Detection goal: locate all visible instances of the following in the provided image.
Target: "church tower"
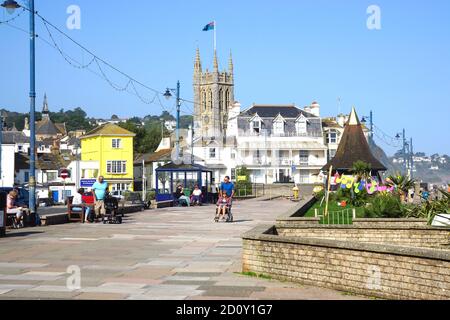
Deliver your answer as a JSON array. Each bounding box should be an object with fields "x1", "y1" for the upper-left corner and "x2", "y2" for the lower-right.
[
  {"x1": 193, "y1": 48, "x2": 235, "y2": 139},
  {"x1": 42, "y1": 93, "x2": 50, "y2": 120}
]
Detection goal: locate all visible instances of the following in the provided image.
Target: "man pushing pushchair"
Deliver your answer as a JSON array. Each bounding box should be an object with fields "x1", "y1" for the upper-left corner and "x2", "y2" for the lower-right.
[{"x1": 214, "y1": 176, "x2": 235, "y2": 223}]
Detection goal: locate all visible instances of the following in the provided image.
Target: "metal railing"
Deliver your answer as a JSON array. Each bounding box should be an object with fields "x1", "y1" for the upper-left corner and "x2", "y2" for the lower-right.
[
  {"x1": 315, "y1": 208, "x2": 357, "y2": 225},
  {"x1": 243, "y1": 130, "x2": 323, "y2": 138},
  {"x1": 235, "y1": 184, "x2": 266, "y2": 198}
]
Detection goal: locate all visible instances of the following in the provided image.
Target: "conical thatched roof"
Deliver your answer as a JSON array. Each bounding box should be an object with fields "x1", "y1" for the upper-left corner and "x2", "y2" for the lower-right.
[{"x1": 322, "y1": 107, "x2": 386, "y2": 172}]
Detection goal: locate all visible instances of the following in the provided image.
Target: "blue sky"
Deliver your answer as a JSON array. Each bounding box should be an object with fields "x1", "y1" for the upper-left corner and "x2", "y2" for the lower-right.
[{"x1": 0, "y1": 0, "x2": 449, "y2": 156}]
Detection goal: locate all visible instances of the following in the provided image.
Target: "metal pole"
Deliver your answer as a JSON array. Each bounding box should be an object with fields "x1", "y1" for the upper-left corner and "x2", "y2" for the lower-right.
[
  {"x1": 402, "y1": 129, "x2": 407, "y2": 176},
  {"x1": 175, "y1": 81, "x2": 181, "y2": 159},
  {"x1": 142, "y1": 159, "x2": 146, "y2": 202},
  {"x1": 369, "y1": 110, "x2": 374, "y2": 143},
  {"x1": 191, "y1": 117, "x2": 194, "y2": 164},
  {"x1": 410, "y1": 138, "x2": 414, "y2": 179},
  {"x1": 0, "y1": 115, "x2": 3, "y2": 184},
  {"x1": 29, "y1": 0, "x2": 37, "y2": 218}
]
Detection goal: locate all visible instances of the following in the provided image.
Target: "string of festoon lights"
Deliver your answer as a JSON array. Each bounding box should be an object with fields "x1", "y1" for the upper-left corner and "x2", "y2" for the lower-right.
[{"x1": 1, "y1": 3, "x2": 196, "y2": 115}]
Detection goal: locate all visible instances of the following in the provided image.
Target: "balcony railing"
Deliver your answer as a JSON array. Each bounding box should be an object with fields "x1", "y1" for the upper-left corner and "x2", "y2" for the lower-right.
[
  {"x1": 242, "y1": 130, "x2": 323, "y2": 138},
  {"x1": 237, "y1": 157, "x2": 325, "y2": 167}
]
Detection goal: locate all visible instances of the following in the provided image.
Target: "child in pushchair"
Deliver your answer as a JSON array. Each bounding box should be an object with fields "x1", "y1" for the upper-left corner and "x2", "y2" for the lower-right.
[
  {"x1": 102, "y1": 193, "x2": 122, "y2": 224},
  {"x1": 214, "y1": 191, "x2": 232, "y2": 223}
]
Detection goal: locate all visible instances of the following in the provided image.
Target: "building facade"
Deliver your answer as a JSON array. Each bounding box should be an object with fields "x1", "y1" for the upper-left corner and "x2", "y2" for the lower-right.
[
  {"x1": 80, "y1": 123, "x2": 135, "y2": 193},
  {"x1": 188, "y1": 49, "x2": 327, "y2": 184}
]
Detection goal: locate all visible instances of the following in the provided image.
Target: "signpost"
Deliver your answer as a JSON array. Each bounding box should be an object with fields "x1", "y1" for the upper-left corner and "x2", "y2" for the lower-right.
[
  {"x1": 59, "y1": 168, "x2": 71, "y2": 203},
  {"x1": 80, "y1": 179, "x2": 96, "y2": 188}
]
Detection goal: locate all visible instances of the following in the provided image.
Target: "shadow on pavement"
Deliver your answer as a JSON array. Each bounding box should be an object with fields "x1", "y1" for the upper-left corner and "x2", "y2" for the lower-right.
[{"x1": 5, "y1": 231, "x2": 45, "y2": 238}]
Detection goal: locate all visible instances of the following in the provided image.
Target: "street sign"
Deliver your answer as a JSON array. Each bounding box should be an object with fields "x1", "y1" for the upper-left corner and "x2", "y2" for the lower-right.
[
  {"x1": 59, "y1": 168, "x2": 71, "y2": 180},
  {"x1": 80, "y1": 179, "x2": 96, "y2": 188}
]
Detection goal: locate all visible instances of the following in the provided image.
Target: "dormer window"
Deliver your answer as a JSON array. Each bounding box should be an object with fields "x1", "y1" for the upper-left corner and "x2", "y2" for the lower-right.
[
  {"x1": 252, "y1": 120, "x2": 261, "y2": 133},
  {"x1": 296, "y1": 114, "x2": 308, "y2": 135},
  {"x1": 273, "y1": 114, "x2": 286, "y2": 136},
  {"x1": 250, "y1": 114, "x2": 263, "y2": 134}
]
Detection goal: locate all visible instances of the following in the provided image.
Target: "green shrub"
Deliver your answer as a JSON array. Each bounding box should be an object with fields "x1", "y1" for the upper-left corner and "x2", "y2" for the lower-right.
[
  {"x1": 364, "y1": 193, "x2": 404, "y2": 218},
  {"x1": 146, "y1": 191, "x2": 156, "y2": 202},
  {"x1": 332, "y1": 186, "x2": 368, "y2": 207},
  {"x1": 314, "y1": 189, "x2": 325, "y2": 201}
]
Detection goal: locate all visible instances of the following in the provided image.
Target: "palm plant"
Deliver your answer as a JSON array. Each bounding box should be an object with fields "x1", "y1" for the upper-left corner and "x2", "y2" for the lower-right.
[
  {"x1": 385, "y1": 173, "x2": 416, "y2": 201},
  {"x1": 351, "y1": 161, "x2": 372, "y2": 180},
  {"x1": 403, "y1": 189, "x2": 450, "y2": 224}
]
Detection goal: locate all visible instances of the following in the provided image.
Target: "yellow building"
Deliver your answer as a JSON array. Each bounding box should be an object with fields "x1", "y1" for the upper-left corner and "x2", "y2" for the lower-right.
[{"x1": 81, "y1": 123, "x2": 136, "y2": 193}]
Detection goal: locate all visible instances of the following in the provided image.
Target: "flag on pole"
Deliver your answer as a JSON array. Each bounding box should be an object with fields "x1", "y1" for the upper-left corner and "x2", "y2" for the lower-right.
[{"x1": 202, "y1": 21, "x2": 215, "y2": 31}]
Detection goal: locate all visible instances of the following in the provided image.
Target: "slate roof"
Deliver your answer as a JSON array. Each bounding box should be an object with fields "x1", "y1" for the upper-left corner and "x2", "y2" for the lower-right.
[
  {"x1": 134, "y1": 148, "x2": 173, "y2": 165},
  {"x1": 82, "y1": 123, "x2": 136, "y2": 139},
  {"x1": 36, "y1": 118, "x2": 60, "y2": 136},
  {"x1": 322, "y1": 108, "x2": 386, "y2": 172},
  {"x1": 241, "y1": 104, "x2": 316, "y2": 119},
  {"x1": 55, "y1": 123, "x2": 67, "y2": 136},
  {"x1": 15, "y1": 153, "x2": 75, "y2": 171},
  {"x1": 155, "y1": 162, "x2": 211, "y2": 172},
  {"x1": 2, "y1": 131, "x2": 29, "y2": 144}
]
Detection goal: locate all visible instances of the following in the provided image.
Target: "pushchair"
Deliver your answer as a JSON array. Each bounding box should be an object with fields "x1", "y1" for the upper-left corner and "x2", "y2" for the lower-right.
[
  {"x1": 102, "y1": 194, "x2": 122, "y2": 224},
  {"x1": 214, "y1": 204, "x2": 233, "y2": 223}
]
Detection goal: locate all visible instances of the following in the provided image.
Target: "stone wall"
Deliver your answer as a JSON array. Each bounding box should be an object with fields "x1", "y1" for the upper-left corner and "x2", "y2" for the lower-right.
[
  {"x1": 275, "y1": 225, "x2": 450, "y2": 249},
  {"x1": 243, "y1": 225, "x2": 450, "y2": 300}
]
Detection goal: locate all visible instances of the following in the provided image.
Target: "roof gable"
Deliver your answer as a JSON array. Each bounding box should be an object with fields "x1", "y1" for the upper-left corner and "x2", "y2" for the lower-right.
[
  {"x1": 81, "y1": 123, "x2": 135, "y2": 139},
  {"x1": 273, "y1": 114, "x2": 286, "y2": 123}
]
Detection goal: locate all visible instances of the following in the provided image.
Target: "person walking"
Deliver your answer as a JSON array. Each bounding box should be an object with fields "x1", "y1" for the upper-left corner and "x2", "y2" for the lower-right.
[
  {"x1": 92, "y1": 176, "x2": 108, "y2": 221},
  {"x1": 210, "y1": 180, "x2": 219, "y2": 204}
]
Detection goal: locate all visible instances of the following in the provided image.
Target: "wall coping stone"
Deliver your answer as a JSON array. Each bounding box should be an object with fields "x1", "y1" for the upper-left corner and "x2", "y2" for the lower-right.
[
  {"x1": 243, "y1": 225, "x2": 450, "y2": 262},
  {"x1": 274, "y1": 223, "x2": 450, "y2": 231},
  {"x1": 353, "y1": 218, "x2": 428, "y2": 223}
]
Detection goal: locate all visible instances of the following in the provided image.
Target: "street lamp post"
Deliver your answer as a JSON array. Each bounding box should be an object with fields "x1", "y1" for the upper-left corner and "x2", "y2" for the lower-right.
[
  {"x1": 361, "y1": 110, "x2": 374, "y2": 144},
  {"x1": 164, "y1": 81, "x2": 181, "y2": 160},
  {"x1": 2, "y1": 0, "x2": 37, "y2": 220},
  {"x1": 0, "y1": 111, "x2": 5, "y2": 186}
]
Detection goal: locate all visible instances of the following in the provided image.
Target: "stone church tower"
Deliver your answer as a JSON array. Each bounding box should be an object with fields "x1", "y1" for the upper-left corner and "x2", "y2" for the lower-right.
[{"x1": 193, "y1": 48, "x2": 234, "y2": 139}]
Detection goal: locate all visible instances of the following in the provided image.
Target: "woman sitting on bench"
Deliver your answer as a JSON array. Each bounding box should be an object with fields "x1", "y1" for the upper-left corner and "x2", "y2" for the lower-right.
[
  {"x1": 191, "y1": 185, "x2": 202, "y2": 206},
  {"x1": 71, "y1": 188, "x2": 91, "y2": 223},
  {"x1": 7, "y1": 190, "x2": 29, "y2": 229},
  {"x1": 175, "y1": 185, "x2": 190, "y2": 207}
]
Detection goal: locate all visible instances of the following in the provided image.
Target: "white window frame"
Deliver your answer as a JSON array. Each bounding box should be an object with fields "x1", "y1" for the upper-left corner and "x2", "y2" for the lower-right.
[
  {"x1": 273, "y1": 120, "x2": 285, "y2": 136},
  {"x1": 327, "y1": 130, "x2": 337, "y2": 144},
  {"x1": 106, "y1": 160, "x2": 127, "y2": 174},
  {"x1": 209, "y1": 148, "x2": 216, "y2": 159},
  {"x1": 252, "y1": 120, "x2": 261, "y2": 134},
  {"x1": 112, "y1": 139, "x2": 122, "y2": 149},
  {"x1": 296, "y1": 118, "x2": 307, "y2": 135},
  {"x1": 299, "y1": 150, "x2": 309, "y2": 164}
]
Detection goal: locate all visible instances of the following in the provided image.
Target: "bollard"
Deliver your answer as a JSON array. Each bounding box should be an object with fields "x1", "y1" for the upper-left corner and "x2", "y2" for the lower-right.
[{"x1": 292, "y1": 186, "x2": 299, "y2": 201}]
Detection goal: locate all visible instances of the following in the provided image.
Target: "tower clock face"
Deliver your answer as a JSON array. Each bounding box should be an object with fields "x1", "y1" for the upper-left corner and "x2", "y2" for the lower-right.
[{"x1": 203, "y1": 116, "x2": 210, "y2": 125}]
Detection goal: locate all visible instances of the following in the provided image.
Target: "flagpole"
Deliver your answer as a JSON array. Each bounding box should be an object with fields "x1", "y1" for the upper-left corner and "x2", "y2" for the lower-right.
[{"x1": 214, "y1": 20, "x2": 217, "y2": 52}]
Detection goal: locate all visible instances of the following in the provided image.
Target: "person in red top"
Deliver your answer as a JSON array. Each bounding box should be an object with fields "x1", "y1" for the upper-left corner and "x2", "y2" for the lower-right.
[{"x1": 215, "y1": 191, "x2": 232, "y2": 222}]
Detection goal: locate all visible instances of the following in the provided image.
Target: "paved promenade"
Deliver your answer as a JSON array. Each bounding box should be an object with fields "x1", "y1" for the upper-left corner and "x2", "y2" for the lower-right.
[{"x1": 0, "y1": 197, "x2": 365, "y2": 300}]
